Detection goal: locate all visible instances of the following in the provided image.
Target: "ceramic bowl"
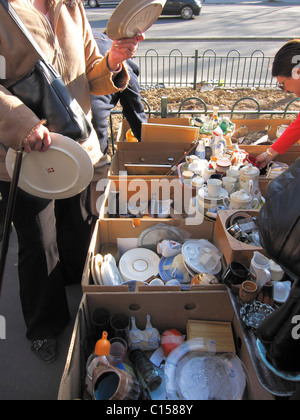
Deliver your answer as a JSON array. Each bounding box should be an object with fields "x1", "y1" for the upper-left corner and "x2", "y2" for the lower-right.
[
  {"x1": 273, "y1": 281, "x2": 291, "y2": 303},
  {"x1": 240, "y1": 301, "x2": 274, "y2": 331}
]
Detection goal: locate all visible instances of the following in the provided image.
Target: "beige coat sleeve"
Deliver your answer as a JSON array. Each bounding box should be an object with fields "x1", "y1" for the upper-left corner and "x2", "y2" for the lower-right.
[{"x1": 0, "y1": 85, "x2": 42, "y2": 150}]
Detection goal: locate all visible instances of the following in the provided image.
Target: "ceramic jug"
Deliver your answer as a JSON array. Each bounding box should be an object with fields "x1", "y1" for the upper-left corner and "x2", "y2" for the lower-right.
[
  {"x1": 250, "y1": 251, "x2": 271, "y2": 290},
  {"x1": 223, "y1": 189, "x2": 259, "y2": 210},
  {"x1": 239, "y1": 165, "x2": 262, "y2": 201}
]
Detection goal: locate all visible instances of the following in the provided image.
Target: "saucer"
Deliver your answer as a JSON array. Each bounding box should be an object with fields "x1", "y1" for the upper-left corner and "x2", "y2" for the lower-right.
[
  {"x1": 119, "y1": 248, "x2": 160, "y2": 282},
  {"x1": 198, "y1": 186, "x2": 229, "y2": 202}
]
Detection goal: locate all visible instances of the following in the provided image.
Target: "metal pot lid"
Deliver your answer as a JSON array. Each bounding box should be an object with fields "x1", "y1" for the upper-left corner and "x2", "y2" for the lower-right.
[{"x1": 106, "y1": 0, "x2": 166, "y2": 40}]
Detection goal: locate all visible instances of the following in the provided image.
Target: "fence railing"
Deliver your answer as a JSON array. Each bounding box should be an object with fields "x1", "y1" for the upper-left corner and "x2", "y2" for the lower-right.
[{"x1": 134, "y1": 48, "x2": 276, "y2": 89}]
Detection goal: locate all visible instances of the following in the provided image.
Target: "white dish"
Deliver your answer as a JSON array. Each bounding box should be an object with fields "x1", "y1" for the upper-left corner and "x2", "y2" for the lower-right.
[
  {"x1": 91, "y1": 254, "x2": 104, "y2": 285},
  {"x1": 107, "y1": 0, "x2": 166, "y2": 40},
  {"x1": 101, "y1": 254, "x2": 124, "y2": 286},
  {"x1": 273, "y1": 281, "x2": 291, "y2": 303},
  {"x1": 182, "y1": 240, "x2": 222, "y2": 275},
  {"x1": 119, "y1": 248, "x2": 160, "y2": 282},
  {"x1": 5, "y1": 133, "x2": 93, "y2": 200}
]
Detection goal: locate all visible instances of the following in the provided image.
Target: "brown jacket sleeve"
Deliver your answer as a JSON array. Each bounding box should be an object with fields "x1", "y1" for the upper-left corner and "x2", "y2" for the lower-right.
[{"x1": 0, "y1": 85, "x2": 42, "y2": 150}]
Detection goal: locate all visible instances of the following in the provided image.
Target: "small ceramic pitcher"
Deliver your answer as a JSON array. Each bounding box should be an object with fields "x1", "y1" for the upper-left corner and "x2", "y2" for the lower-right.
[{"x1": 250, "y1": 251, "x2": 271, "y2": 290}]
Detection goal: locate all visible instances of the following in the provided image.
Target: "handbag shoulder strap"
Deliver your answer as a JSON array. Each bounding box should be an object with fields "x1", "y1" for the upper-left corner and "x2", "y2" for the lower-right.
[{"x1": 0, "y1": 0, "x2": 48, "y2": 63}]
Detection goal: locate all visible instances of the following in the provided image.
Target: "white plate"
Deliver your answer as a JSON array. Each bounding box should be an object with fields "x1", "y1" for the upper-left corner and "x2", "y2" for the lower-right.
[
  {"x1": 5, "y1": 133, "x2": 93, "y2": 200},
  {"x1": 91, "y1": 254, "x2": 104, "y2": 285},
  {"x1": 101, "y1": 255, "x2": 124, "y2": 286},
  {"x1": 106, "y1": 0, "x2": 166, "y2": 40},
  {"x1": 119, "y1": 248, "x2": 160, "y2": 282},
  {"x1": 182, "y1": 240, "x2": 222, "y2": 275}
]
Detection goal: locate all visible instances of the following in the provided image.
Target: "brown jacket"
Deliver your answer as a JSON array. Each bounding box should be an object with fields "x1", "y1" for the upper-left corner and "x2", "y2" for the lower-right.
[{"x1": 0, "y1": 0, "x2": 128, "y2": 181}]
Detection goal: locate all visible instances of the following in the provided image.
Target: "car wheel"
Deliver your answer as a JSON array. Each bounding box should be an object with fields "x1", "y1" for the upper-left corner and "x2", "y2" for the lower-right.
[
  {"x1": 181, "y1": 6, "x2": 194, "y2": 20},
  {"x1": 88, "y1": 0, "x2": 99, "y2": 8}
]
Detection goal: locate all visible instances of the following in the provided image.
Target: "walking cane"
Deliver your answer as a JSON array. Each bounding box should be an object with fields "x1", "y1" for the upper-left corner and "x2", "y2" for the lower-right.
[{"x1": 0, "y1": 150, "x2": 23, "y2": 299}]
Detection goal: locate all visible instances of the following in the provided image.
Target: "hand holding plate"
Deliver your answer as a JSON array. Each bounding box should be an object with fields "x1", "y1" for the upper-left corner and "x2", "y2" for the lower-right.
[
  {"x1": 23, "y1": 124, "x2": 51, "y2": 153},
  {"x1": 107, "y1": 33, "x2": 145, "y2": 71}
]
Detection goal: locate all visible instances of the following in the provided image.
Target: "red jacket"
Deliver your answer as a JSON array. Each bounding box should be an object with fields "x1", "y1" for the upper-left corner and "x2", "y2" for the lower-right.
[{"x1": 272, "y1": 112, "x2": 300, "y2": 154}]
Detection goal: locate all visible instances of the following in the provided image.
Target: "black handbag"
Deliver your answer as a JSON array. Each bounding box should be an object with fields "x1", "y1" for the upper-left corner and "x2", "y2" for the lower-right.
[{"x1": 0, "y1": 0, "x2": 92, "y2": 142}]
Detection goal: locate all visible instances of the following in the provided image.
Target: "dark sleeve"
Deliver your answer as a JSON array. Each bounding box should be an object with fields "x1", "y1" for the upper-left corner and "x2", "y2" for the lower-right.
[{"x1": 119, "y1": 59, "x2": 148, "y2": 141}]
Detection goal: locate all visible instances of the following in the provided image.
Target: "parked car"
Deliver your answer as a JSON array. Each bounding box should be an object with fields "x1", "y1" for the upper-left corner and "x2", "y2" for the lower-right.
[
  {"x1": 87, "y1": 0, "x2": 201, "y2": 20},
  {"x1": 162, "y1": 0, "x2": 202, "y2": 20},
  {"x1": 87, "y1": 0, "x2": 120, "y2": 8}
]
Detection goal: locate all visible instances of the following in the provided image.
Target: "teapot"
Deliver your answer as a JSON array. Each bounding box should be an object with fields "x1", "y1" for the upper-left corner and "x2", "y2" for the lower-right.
[
  {"x1": 239, "y1": 165, "x2": 261, "y2": 201},
  {"x1": 223, "y1": 189, "x2": 259, "y2": 210}
]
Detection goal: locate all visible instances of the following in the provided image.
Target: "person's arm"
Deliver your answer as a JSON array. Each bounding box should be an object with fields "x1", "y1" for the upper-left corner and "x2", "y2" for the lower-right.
[
  {"x1": 119, "y1": 60, "x2": 147, "y2": 141},
  {"x1": 0, "y1": 85, "x2": 50, "y2": 152},
  {"x1": 255, "y1": 113, "x2": 300, "y2": 169}
]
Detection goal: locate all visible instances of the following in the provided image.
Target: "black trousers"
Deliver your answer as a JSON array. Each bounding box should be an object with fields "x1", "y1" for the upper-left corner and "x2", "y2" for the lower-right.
[{"x1": 0, "y1": 181, "x2": 94, "y2": 341}]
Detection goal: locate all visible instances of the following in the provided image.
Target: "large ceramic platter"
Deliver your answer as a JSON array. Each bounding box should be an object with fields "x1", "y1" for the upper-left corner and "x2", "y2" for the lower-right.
[
  {"x1": 5, "y1": 133, "x2": 93, "y2": 200},
  {"x1": 106, "y1": 0, "x2": 166, "y2": 40},
  {"x1": 119, "y1": 248, "x2": 160, "y2": 282}
]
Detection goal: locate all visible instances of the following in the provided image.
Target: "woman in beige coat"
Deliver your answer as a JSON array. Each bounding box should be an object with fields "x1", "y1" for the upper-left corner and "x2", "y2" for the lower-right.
[{"x1": 0, "y1": 0, "x2": 143, "y2": 363}]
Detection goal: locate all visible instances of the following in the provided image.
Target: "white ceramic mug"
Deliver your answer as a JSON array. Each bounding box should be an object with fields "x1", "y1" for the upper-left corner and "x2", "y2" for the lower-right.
[
  {"x1": 222, "y1": 176, "x2": 236, "y2": 194},
  {"x1": 207, "y1": 178, "x2": 222, "y2": 198}
]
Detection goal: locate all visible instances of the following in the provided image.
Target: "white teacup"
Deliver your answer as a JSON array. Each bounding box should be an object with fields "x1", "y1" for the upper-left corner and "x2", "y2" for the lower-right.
[
  {"x1": 207, "y1": 178, "x2": 222, "y2": 198},
  {"x1": 226, "y1": 168, "x2": 240, "y2": 181},
  {"x1": 222, "y1": 176, "x2": 236, "y2": 194}
]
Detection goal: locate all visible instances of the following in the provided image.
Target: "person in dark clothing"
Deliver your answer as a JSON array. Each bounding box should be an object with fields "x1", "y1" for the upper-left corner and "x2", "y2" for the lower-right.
[{"x1": 91, "y1": 31, "x2": 147, "y2": 155}]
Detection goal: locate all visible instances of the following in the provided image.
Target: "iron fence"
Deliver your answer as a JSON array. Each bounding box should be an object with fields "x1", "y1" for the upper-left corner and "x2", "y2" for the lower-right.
[{"x1": 134, "y1": 48, "x2": 276, "y2": 89}]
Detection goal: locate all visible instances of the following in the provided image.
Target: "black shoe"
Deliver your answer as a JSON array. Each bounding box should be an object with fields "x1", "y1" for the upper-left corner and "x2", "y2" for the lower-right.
[{"x1": 31, "y1": 338, "x2": 57, "y2": 364}]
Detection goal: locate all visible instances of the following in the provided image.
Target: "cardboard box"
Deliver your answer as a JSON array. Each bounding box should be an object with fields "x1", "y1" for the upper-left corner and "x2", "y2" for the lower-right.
[
  {"x1": 58, "y1": 291, "x2": 274, "y2": 400},
  {"x1": 108, "y1": 141, "x2": 194, "y2": 188},
  {"x1": 82, "y1": 212, "x2": 217, "y2": 293},
  {"x1": 117, "y1": 118, "x2": 193, "y2": 143},
  {"x1": 214, "y1": 210, "x2": 268, "y2": 267},
  {"x1": 230, "y1": 119, "x2": 300, "y2": 165},
  {"x1": 141, "y1": 123, "x2": 199, "y2": 143}
]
